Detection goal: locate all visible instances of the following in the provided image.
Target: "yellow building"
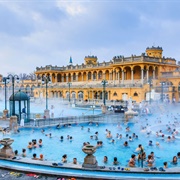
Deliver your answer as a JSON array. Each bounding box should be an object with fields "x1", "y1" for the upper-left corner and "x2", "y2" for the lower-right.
[
  {"x1": 0, "y1": 46, "x2": 179, "y2": 104},
  {"x1": 34, "y1": 46, "x2": 179, "y2": 103}
]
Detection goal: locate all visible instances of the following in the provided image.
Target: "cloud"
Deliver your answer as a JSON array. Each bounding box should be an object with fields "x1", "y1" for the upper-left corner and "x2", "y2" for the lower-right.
[{"x1": 0, "y1": 0, "x2": 180, "y2": 76}]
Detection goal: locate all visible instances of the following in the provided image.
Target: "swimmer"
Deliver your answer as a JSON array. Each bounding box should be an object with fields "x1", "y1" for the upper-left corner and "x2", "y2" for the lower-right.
[
  {"x1": 60, "y1": 136, "x2": 63, "y2": 141},
  {"x1": 128, "y1": 136, "x2": 133, "y2": 142},
  {"x1": 172, "y1": 156, "x2": 178, "y2": 165},
  {"x1": 73, "y1": 157, "x2": 77, "y2": 164},
  {"x1": 123, "y1": 141, "x2": 129, "y2": 147},
  {"x1": 32, "y1": 153, "x2": 39, "y2": 160},
  {"x1": 27, "y1": 142, "x2": 33, "y2": 149},
  {"x1": 128, "y1": 154, "x2": 136, "y2": 167},
  {"x1": 148, "y1": 140, "x2": 153, "y2": 146},
  {"x1": 135, "y1": 144, "x2": 143, "y2": 152},
  {"x1": 22, "y1": 149, "x2": 26, "y2": 157},
  {"x1": 88, "y1": 128, "x2": 90, "y2": 132},
  {"x1": 39, "y1": 139, "x2": 43, "y2": 146},
  {"x1": 110, "y1": 139, "x2": 115, "y2": 144},
  {"x1": 106, "y1": 131, "x2": 112, "y2": 139},
  {"x1": 62, "y1": 154, "x2": 67, "y2": 163},
  {"x1": 164, "y1": 162, "x2": 168, "y2": 168},
  {"x1": 167, "y1": 136, "x2": 171, "y2": 142},
  {"x1": 156, "y1": 142, "x2": 160, "y2": 147},
  {"x1": 103, "y1": 156, "x2": 108, "y2": 163},
  {"x1": 113, "y1": 157, "x2": 119, "y2": 165},
  {"x1": 39, "y1": 154, "x2": 44, "y2": 161},
  {"x1": 146, "y1": 155, "x2": 154, "y2": 167},
  {"x1": 177, "y1": 152, "x2": 180, "y2": 159}
]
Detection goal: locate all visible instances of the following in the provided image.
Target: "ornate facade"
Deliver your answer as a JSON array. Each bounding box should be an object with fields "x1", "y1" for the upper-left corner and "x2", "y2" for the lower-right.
[
  {"x1": 34, "y1": 46, "x2": 179, "y2": 103},
  {"x1": 0, "y1": 46, "x2": 179, "y2": 103}
]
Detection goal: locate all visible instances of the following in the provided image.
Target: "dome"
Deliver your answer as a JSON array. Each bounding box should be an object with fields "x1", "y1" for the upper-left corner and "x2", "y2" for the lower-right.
[{"x1": 9, "y1": 91, "x2": 30, "y2": 101}]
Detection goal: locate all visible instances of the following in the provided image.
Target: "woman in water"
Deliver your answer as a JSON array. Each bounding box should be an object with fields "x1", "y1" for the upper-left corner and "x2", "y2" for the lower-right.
[{"x1": 171, "y1": 156, "x2": 178, "y2": 165}]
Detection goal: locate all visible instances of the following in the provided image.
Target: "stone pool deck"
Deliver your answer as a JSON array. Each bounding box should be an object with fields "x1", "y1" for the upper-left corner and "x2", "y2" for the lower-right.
[{"x1": 0, "y1": 157, "x2": 180, "y2": 180}]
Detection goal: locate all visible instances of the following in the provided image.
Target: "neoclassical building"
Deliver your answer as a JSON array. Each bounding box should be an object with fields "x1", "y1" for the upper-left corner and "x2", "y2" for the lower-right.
[{"x1": 34, "y1": 46, "x2": 179, "y2": 103}]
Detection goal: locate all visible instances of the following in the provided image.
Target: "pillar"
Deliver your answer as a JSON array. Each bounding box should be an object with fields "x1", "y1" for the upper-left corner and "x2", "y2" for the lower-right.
[
  {"x1": 110, "y1": 72, "x2": 112, "y2": 80},
  {"x1": 92, "y1": 73, "x2": 94, "y2": 81},
  {"x1": 76, "y1": 74, "x2": 78, "y2": 82},
  {"x1": 153, "y1": 70, "x2": 155, "y2": 79},
  {"x1": 71, "y1": 74, "x2": 73, "y2": 82},
  {"x1": 66, "y1": 75, "x2": 68, "y2": 82},
  {"x1": 103, "y1": 73, "x2": 105, "y2": 80},
  {"x1": 141, "y1": 69, "x2": 144, "y2": 84},
  {"x1": 147, "y1": 69, "x2": 149, "y2": 82},
  {"x1": 62, "y1": 76, "x2": 64, "y2": 82},
  {"x1": 131, "y1": 70, "x2": 134, "y2": 84},
  {"x1": 122, "y1": 71, "x2": 124, "y2": 84},
  {"x1": 113, "y1": 71, "x2": 116, "y2": 81}
]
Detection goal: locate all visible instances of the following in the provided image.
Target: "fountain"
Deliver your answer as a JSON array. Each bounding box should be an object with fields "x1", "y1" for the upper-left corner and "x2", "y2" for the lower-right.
[
  {"x1": 0, "y1": 138, "x2": 14, "y2": 158},
  {"x1": 124, "y1": 97, "x2": 138, "y2": 120},
  {"x1": 82, "y1": 145, "x2": 98, "y2": 168}
]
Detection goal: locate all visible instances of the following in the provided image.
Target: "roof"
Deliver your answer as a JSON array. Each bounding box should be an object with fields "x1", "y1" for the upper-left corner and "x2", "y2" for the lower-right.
[{"x1": 9, "y1": 91, "x2": 30, "y2": 101}]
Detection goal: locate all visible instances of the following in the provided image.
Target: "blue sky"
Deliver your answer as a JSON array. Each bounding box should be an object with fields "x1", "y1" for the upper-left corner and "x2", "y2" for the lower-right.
[{"x1": 0, "y1": 0, "x2": 180, "y2": 75}]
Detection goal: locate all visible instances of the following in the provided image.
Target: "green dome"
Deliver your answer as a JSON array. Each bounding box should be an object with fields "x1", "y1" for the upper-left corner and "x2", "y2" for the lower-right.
[{"x1": 9, "y1": 91, "x2": 30, "y2": 101}]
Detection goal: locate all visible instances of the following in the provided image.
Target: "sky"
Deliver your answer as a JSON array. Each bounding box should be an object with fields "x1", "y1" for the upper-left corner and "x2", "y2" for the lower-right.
[{"x1": 0, "y1": 0, "x2": 180, "y2": 76}]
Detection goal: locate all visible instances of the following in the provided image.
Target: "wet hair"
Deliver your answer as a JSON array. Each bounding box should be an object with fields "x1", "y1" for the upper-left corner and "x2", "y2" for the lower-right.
[
  {"x1": 14, "y1": 150, "x2": 18, "y2": 155},
  {"x1": 114, "y1": 157, "x2": 117, "y2": 161},
  {"x1": 131, "y1": 154, "x2": 136, "y2": 158},
  {"x1": 22, "y1": 149, "x2": 26, "y2": 153},
  {"x1": 164, "y1": 162, "x2": 167, "y2": 166},
  {"x1": 62, "y1": 154, "x2": 67, "y2": 158},
  {"x1": 33, "y1": 153, "x2": 37, "y2": 158},
  {"x1": 177, "y1": 152, "x2": 180, "y2": 157}
]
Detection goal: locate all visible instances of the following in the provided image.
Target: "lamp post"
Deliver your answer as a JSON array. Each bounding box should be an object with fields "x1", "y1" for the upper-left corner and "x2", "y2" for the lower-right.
[
  {"x1": 101, "y1": 80, "x2": 108, "y2": 106},
  {"x1": 7, "y1": 74, "x2": 20, "y2": 116},
  {"x1": 42, "y1": 75, "x2": 51, "y2": 110},
  {"x1": 2, "y1": 77, "x2": 9, "y2": 110},
  {"x1": 148, "y1": 79, "x2": 153, "y2": 104},
  {"x1": 67, "y1": 82, "x2": 72, "y2": 103},
  {"x1": 160, "y1": 82, "x2": 165, "y2": 103}
]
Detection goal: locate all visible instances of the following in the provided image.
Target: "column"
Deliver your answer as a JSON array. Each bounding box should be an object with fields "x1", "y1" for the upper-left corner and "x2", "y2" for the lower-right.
[
  {"x1": 82, "y1": 74, "x2": 84, "y2": 81},
  {"x1": 113, "y1": 71, "x2": 116, "y2": 81},
  {"x1": 76, "y1": 74, "x2": 78, "y2": 82},
  {"x1": 103, "y1": 73, "x2": 105, "y2": 80},
  {"x1": 55, "y1": 74, "x2": 58, "y2": 83},
  {"x1": 62, "y1": 76, "x2": 64, "y2": 82},
  {"x1": 153, "y1": 70, "x2": 155, "y2": 79},
  {"x1": 117, "y1": 72, "x2": 120, "y2": 82},
  {"x1": 66, "y1": 75, "x2": 68, "y2": 82},
  {"x1": 122, "y1": 71, "x2": 124, "y2": 84},
  {"x1": 91, "y1": 73, "x2": 94, "y2": 81},
  {"x1": 131, "y1": 70, "x2": 134, "y2": 84},
  {"x1": 147, "y1": 69, "x2": 149, "y2": 82},
  {"x1": 141, "y1": 69, "x2": 144, "y2": 84},
  {"x1": 86, "y1": 73, "x2": 88, "y2": 81},
  {"x1": 71, "y1": 74, "x2": 73, "y2": 82},
  {"x1": 110, "y1": 72, "x2": 112, "y2": 80}
]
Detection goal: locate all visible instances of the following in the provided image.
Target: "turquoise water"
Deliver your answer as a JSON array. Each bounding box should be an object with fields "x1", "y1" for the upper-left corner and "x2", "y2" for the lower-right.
[{"x1": 2, "y1": 112, "x2": 180, "y2": 168}]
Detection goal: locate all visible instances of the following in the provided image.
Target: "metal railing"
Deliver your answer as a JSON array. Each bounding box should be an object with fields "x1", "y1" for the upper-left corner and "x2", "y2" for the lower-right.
[{"x1": 25, "y1": 113, "x2": 125, "y2": 127}]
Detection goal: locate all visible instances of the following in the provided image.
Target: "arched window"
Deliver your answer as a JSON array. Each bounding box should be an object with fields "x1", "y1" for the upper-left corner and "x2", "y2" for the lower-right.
[{"x1": 134, "y1": 92, "x2": 138, "y2": 96}]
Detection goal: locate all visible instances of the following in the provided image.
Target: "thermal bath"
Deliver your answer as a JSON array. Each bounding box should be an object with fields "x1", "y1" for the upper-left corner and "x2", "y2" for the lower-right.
[{"x1": 1, "y1": 101, "x2": 180, "y2": 179}]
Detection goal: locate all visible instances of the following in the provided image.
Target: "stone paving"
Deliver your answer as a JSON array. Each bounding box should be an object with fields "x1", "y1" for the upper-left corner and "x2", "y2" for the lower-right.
[{"x1": 0, "y1": 169, "x2": 79, "y2": 180}]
